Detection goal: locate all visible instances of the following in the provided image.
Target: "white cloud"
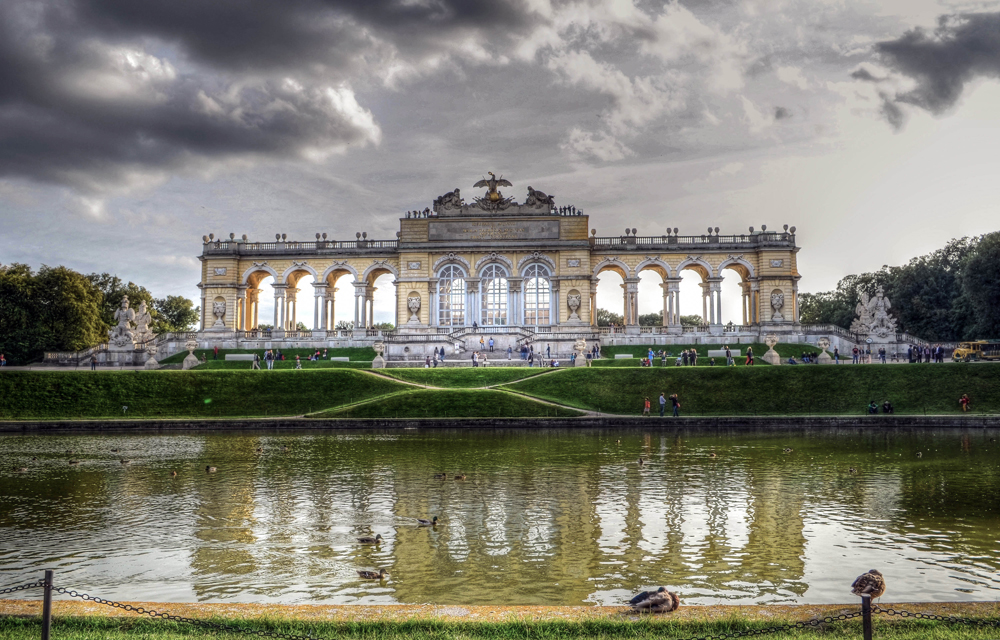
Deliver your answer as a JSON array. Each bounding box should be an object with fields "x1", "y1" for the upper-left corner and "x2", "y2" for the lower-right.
[
  {"x1": 740, "y1": 95, "x2": 772, "y2": 134},
  {"x1": 561, "y1": 128, "x2": 633, "y2": 162},
  {"x1": 776, "y1": 65, "x2": 810, "y2": 90}
]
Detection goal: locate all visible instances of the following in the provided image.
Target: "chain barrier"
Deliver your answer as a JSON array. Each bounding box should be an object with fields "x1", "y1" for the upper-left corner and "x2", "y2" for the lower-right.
[
  {"x1": 667, "y1": 611, "x2": 864, "y2": 640},
  {"x1": 0, "y1": 581, "x2": 45, "y2": 596},
  {"x1": 53, "y1": 587, "x2": 330, "y2": 640},
  {"x1": 875, "y1": 606, "x2": 1000, "y2": 629}
]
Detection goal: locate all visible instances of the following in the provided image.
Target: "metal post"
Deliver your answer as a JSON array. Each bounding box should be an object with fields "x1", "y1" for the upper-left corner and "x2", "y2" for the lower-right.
[
  {"x1": 861, "y1": 594, "x2": 872, "y2": 640},
  {"x1": 41, "y1": 569, "x2": 53, "y2": 640}
]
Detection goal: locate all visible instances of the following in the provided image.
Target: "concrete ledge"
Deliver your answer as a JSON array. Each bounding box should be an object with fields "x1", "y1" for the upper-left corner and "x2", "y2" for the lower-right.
[
  {"x1": 224, "y1": 354, "x2": 255, "y2": 361},
  {"x1": 2, "y1": 415, "x2": 999, "y2": 432}
]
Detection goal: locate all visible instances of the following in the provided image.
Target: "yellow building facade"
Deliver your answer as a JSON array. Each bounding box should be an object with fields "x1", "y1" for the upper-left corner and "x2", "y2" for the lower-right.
[{"x1": 196, "y1": 175, "x2": 805, "y2": 359}]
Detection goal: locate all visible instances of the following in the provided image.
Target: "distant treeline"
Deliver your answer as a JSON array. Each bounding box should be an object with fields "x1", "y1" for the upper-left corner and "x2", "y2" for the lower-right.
[
  {"x1": 800, "y1": 232, "x2": 1000, "y2": 341},
  {"x1": 0, "y1": 264, "x2": 199, "y2": 365}
]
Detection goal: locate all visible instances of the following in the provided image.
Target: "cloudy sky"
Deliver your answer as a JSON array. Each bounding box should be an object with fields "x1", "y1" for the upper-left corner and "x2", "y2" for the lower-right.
[{"x1": 2, "y1": 0, "x2": 999, "y2": 326}]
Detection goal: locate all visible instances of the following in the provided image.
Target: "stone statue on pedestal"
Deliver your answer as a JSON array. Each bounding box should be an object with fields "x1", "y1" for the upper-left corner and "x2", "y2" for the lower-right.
[
  {"x1": 762, "y1": 333, "x2": 781, "y2": 365},
  {"x1": 372, "y1": 341, "x2": 386, "y2": 369},
  {"x1": 108, "y1": 296, "x2": 137, "y2": 350},
  {"x1": 134, "y1": 300, "x2": 153, "y2": 343}
]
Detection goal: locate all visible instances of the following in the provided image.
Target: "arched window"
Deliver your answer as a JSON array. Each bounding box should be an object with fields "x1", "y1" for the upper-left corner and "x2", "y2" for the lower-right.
[
  {"x1": 438, "y1": 264, "x2": 466, "y2": 326},
  {"x1": 523, "y1": 264, "x2": 551, "y2": 326},
  {"x1": 480, "y1": 264, "x2": 509, "y2": 326}
]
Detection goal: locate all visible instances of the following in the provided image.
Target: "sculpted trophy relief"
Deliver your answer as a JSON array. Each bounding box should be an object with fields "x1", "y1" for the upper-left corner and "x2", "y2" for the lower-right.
[{"x1": 108, "y1": 295, "x2": 137, "y2": 350}]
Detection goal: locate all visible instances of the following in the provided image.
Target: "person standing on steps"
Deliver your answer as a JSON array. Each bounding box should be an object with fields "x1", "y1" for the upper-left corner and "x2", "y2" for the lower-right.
[
  {"x1": 670, "y1": 393, "x2": 680, "y2": 417},
  {"x1": 488, "y1": 337, "x2": 494, "y2": 352},
  {"x1": 659, "y1": 392, "x2": 667, "y2": 417},
  {"x1": 546, "y1": 344, "x2": 551, "y2": 358}
]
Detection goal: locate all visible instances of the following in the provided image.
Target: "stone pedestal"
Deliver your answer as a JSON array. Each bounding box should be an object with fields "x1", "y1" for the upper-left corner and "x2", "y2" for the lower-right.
[
  {"x1": 372, "y1": 356, "x2": 386, "y2": 369},
  {"x1": 181, "y1": 339, "x2": 199, "y2": 370},
  {"x1": 762, "y1": 349, "x2": 781, "y2": 365},
  {"x1": 817, "y1": 351, "x2": 832, "y2": 364},
  {"x1": 144, "y1": 355, "x2": 160, "y2": 370},
  {"x1": 816, "y1": 337, "x2": 833, "y2": 364}
]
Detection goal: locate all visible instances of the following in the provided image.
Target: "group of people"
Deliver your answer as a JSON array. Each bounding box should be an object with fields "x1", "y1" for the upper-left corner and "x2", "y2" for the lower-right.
[
  {"x1": 843, "y1": 344, "x2": 949, "y2": 364},
  {"x1": 867, "y1": 400, "x2": 895, "y2": 414},
  {"x1": 908, "y1": 344, "x2": 947, "y2": 363},
  {"x1": 641, "y1": 392, "x2": 681, "y2": 417},
  {"x1": 633, "y1": 346, "x2": 752, "y2": 367},
  {"x1": 251, "y1": 349, "x2": 284, "y2": 369}
]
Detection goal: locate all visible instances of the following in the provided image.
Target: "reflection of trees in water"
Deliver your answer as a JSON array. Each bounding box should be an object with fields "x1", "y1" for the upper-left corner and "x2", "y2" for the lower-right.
[{"x1": 3, "y1": 428, "x2": 1000, "y2": 604}]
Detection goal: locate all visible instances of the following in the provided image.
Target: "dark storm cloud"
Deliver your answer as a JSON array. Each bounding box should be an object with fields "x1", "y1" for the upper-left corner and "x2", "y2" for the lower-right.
[
  {"x1": 879, "y1": 93, "x2": 905, "y2": 130},
  {"x1": 876, "y1": 12, "x2": 1000, "y2": 114},
  {"x1": 849, "y1": 67, "x2": 881, "y2": 82},
  {"x1": 0, "y1": 0, "x2": 532, "y2": 191},
  {"x1": 773, "y1": 106, "x2": 791, "y2": 120}
]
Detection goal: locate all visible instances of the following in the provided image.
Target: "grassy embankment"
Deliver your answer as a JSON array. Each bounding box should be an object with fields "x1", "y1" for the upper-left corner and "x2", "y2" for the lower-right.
[
  {"x1": 312, "y1": 388, "x2": 583, "y2": 418},
  {"x1": 1, "y1": 612, "x2": 997, "y2": 640},
  {"x1": 0, "y1": 370, "x2": 403, "y2": 420},
  {"x1": 503, "y1": 364, "x2": 1000, "y2": 416},
  {"x1": 594, "y1": 343, "x2": 819, "y2": 367},
  {"x1": 3, "y1": 364, "x2": 997, "y2": 420},
  {"x1": 158, "y1": 347, "x2": 376, "y2": 366},
  {"x1": 379, "y1": 368, "x2": 549, "y2": 388}
]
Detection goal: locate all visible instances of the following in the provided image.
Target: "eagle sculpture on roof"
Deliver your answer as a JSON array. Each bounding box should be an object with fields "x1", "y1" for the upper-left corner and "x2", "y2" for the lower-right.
[{"x1": 474, "y1": 172, "x2": 513, "y2": 203}]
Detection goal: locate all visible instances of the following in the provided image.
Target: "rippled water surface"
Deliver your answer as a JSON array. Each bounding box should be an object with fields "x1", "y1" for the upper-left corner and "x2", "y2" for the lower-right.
[{"x1": 2, "y1": 428, "x2": 999, "y2": 605}]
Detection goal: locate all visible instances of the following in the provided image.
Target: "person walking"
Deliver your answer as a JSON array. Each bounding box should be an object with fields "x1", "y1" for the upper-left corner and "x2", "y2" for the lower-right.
[
  {"x1": 725, "y1": 345, "x2": 733, "y2": 367},
  {"x1": 546, "y1": 344, "x2": 551, "y2": 358},
  {"x1": 834, "y1": 346, "x2": 839, "y2": 364},
  {"x1": 642, "y1": 397, "x2": 651, "y2": 416},
  {"x1": 691, "y1": 350, "x2": 698, "y2": 366},
  {"x1": 528, "y1": 351, "x2": 534, "y2": 367},
  {"x1": 295, "y1": 355, "x2": 302, "y2": 369},
  {"x1": 265, "y1": 350, "x2": 274, "y2": 370},
  {"x1": 682, "y1": 350, "x2": 689, "y2": 366},
  {"x1": 661, "y1": 350, "x2": 667, "y2": 367},
  {"x1": 213, "y1": 345, "x2": 219, "y2": 360},
  {"x1": 745, "y1": 346, "x2": 754, "y2": 366},
  {"x1": 659, "y1": 392, "x2": 667, "y2": 417},
  {"x1": 90, "y1": 355, "x2": 97, "y2": 371},
  {"x1": 960, "y1": 394, "x2": 970, "y2": 412},
  {"x1": 480, "y1": 336, "x2": 485, "y2": 351},
  {"x1": 507, "y1": 346, "x2": 512, "y2": 360},
  {"x1": 252, "y1": 353, "x2": 261, "y2": 370},
  {"x1": 425, "y1": 355, "x2": 431, "y2": 368},
  {"x1": 879, "y1": 347, "x2": 886, "y2": 364},
  {"x1": 852, "y1": 346, "x2": 859, "y2": 364},
  {"x1": 488, "y1": 337, "x2": 494, "y2": 352},
  {"x1": 670, "y1": 393, "x2": 680, "y2": 417},
  {"x1": 432, "y1": 351, "x2": 438, "y2": 367},
  {"x1": 472, "y1": 351, "x2": 478, "y2": 367},
  {"x1": 0, "y1": 353, "x2": 5, "y2": 367}
]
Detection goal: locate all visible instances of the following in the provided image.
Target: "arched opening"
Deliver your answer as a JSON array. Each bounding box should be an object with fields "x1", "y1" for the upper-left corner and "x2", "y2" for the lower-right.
[
  {"x1": 283, "y1": 269, "x2": 317, "y2": 331},
  {"x1": 522, "y1": 263, "x2": 551, "y2": 326},
  {"x1": 636, "y1": 264, "x2": 669, "y2": 327},
  {"x1": 437, "y1": 264, "x2": 467, "y2": 327},
  {"x1": 677, "y1": 266, "x2": 710, "y2": 327},
  {"x1": 480, "y1": 263, "x2": 509, "y2": 326},
  {"x1": 595, "y1": 264, "x2": 629, "y2": 329},
  {"x1": 244, "y1": 271, "x2": 276, "y2": 332},
  {"x1": 321, "y1": 270, "x2": 356, "y2": 332},
  {"x1": 370, "y1": 272, "x2": 397, "y2": 329},
  {"x1": 720, "y1": 263, "x2": 752, "y2": 326}
]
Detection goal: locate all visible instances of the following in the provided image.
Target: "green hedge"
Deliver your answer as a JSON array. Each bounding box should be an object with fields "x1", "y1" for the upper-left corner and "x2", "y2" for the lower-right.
[
  {"x1": 158, "y1": 347, "x2": 375, "y2": 364},
  {"x1": 313, "y1": 389, "x2": 583, "y2": 419}
]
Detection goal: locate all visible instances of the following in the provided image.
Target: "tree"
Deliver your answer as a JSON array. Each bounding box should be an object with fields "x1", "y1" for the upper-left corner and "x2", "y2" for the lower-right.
[
  {"x1": 295, "y1": 321, "x2": 309, "y2": 331},
  {"x1": 87, "y1": 272, "x2": 157, "y2": 333},
  {"x1": 0, "y1": 264, "x2": 105, "y2": 364},
  {"x1": 680, "y1": 314, "x2": 703, "y2": 326},
  {"x1": 335, "y1": 320, "x2": 354, "y2": 330},
  {"x1": 152, "y1": 295, "x2": 199, "y2": 333},
  {"x1": 596, "y1": 308, "x2": 623, "y2": 326},
  {"x1": 372, "y1": 321, "x2": 395, "y2": 331},
  {"x1": 638, "y1": 311, "x2": 663, "y2": 326},
  {"x1": 959, "y1": 232, "x2": 1000, "y2": 338}
]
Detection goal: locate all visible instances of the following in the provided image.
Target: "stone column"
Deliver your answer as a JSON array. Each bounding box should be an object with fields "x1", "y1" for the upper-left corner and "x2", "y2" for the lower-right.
[
  {"x1": 750, "y1": 282, "x2": 760, "y2": 324},
  {"x1": 353, "y1": 281, "x2": 366, "y2": 331},
  {"x1": 287, "y1": 288, "x2": 300, "y2": 330},
  {"x1": 508, "y1": 278, "x2": 522, "y2": 327},
  {"x1": 590, "y1": 280, "x2": 600, "y2": 327},
  {"x1": 660, "y1": 282, "x2": 670, "y2": 327},
  {"x1": 700, "y1": 283, "x2": 710, "y2": 325},
  {"x1": 711, "y1": 280, "x2": 723, "y2": 326},
  {"x1": 365, "y1": 285, "x2": 376, "y2": 329},
  {"x1": 200, "y1": 292, "x2": 207, "y2": 330},
  {"x1": 312, "y1": 283, "x2": 327, "y2": 330},
  {"x1": 623, "y1": 278, "x2": 640, "y2": 328},
  {"x1": 273, "y1": 285, "x2": 286, "y2": 330},
  {"x1": 551, "y1": 280, "x2": 561, "y2": 325},
  {"x1": 428, "y1": 280, "x2": 439, "y2": 327},
  {"x1": 236, "y1": 288, "x2": 246, "y2": 331},
  {"x1": 466, "y1": 278, "x2": 481, "y2": 327}
]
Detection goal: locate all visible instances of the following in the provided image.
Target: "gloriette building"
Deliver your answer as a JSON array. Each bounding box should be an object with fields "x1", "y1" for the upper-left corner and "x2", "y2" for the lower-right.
[{"x1": 193, "y1": 174, "x2": 810, "y2": 360}]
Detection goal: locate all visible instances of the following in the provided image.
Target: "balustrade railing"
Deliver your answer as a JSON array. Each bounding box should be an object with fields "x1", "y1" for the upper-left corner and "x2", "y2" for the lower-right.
[
  {"x1": 203, "y1": 239, "x2": 398, "y2": 255},
  {"x1": 591, "y1": 232, "x2": 795, "y2": 248}
]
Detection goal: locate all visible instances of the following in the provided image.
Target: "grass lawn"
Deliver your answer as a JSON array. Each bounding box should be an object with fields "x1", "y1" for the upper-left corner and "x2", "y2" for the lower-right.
[
  {"x1": 192, "y1": 360, "x2": 369, "y2": 370},
  {"x1": 311, "y1": 389, "x2": 584, "y2": 419},
  {"x1": 158, "y1": 347, "x2": 376, "y2": 365},
  {"x1": 0, "y1": 370, "x2": 405, "y2": 420},
  {"x1": 503, "y1": 364, "x2": 1000, "y2": 416},
  {"x1": 596, "y1": 342, "x2": 823, "y2": 366},
  {"x1": 379, "y1": 368, "x2": 550, "y2": 388},
  {"x1": 0, "y1": 613, "x2": 996, "y2": 640}
]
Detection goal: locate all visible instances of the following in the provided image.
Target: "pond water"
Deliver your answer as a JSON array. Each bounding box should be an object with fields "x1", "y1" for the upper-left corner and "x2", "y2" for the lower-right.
[{"x1": 1, "y1": 428, "x2": 999, "y2": 606}]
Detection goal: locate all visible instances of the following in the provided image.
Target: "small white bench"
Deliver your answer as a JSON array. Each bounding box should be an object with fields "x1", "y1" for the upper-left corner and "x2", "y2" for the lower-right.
[
  {"x1": 225, "y1": 354, "x2": 255, "y2": 361},
  {"x1": 329, "y1": 357, "x2": 349, "y2": 362},
  {"x1": 707, "y1": 349, "x2": 740, "y2": 358},
  {"x1": 614, "y1": 354, "x2": 634, "y2": 359}
]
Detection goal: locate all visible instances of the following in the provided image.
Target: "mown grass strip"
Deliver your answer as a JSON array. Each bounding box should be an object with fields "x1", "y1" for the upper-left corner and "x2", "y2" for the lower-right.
[
  {"x1": 378, "y1": 368, "x2": 550, "y2": 388},
  {"x1": 159, "y1": 347, "x2": 376, "y2": 365},
  {"x1": 503, "y1": 364, "x2": 1000, "y2": 416},
  {"x1": 311, "y1": 388, "x2": 584, "y2": 419},
  {"x1": 0, "y1": 369, "x2": 406, "y2": 420},
  {"x1": 1, "y1": 612, "x2": 996, "y2": 640}
]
